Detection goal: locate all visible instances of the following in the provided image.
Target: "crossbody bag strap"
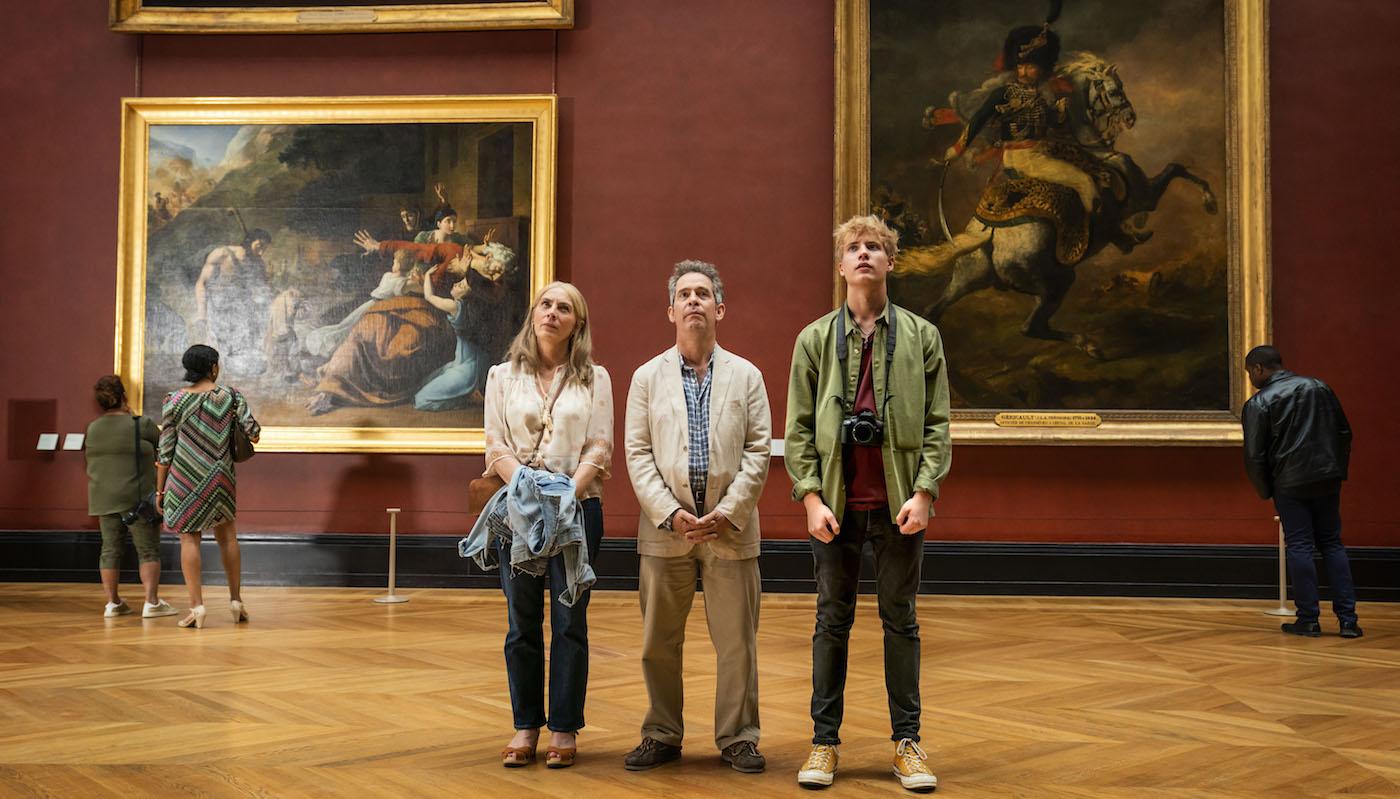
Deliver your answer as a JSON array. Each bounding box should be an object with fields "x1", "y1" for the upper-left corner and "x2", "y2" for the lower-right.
[{"x1": 132, "y1": 416, "x2": 144, "y2": 505}]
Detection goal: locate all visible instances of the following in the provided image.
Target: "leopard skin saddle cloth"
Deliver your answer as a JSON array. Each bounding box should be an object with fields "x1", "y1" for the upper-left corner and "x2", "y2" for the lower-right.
[
  {"x1": 973, "y1": 141, "x2": 1115, "y2": 266},
  {"x1": 975, "y1": 177, "x2": 1089, "y2": 266}
]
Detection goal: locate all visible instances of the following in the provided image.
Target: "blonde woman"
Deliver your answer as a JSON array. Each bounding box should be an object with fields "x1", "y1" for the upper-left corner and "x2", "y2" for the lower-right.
[{"x1": 483, "y1": 282, "x2": 612, "y2": 769}]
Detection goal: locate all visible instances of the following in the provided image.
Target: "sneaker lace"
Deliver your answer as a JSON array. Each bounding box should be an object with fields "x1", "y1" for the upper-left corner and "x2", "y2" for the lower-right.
[
  {"x1": 806, "y1": 745, "x2": 836, "y2": 770},
  {"x1": 638, "y1": 738, "x2": 659, "y2": 753},
  {"x1": 729, "y1": 740, "x2": 757, "y2": 756},
  {"x1": 896, "y1": 739, "x2": 930, "y2": 773}
]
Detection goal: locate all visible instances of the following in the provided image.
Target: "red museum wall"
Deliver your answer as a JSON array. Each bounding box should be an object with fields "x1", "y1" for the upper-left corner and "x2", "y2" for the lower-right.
[{"x1": 1, "y1": 1, "x2": 1396, "y2": 547}]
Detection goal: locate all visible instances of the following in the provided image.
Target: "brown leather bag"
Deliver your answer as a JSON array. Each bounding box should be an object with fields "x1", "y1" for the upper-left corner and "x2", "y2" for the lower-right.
[
  {"x1": 467, "y1": 372, "x2": 564, "y2": 515},
  {"x1": 466, "y1": 474, "x2": 505, "y2": 514},
  {"x1": 231, "y1": 419, "x2": 255, "y2": 463},
  {"x1": 228, "y1": 388, "x2": 255, "y2": 463}
]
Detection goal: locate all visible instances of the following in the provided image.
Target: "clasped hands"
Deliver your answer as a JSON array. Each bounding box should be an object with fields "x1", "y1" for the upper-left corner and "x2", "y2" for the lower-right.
[
  {"x1": 804, "y1": 491, "x2": 931, "y2": 543},
  {"x1": 671, "y1": 509, "x2": 732, "y2": 543}
]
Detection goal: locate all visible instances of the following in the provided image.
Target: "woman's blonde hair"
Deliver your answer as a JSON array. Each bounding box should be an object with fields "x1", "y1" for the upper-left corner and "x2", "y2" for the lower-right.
[{"x1": 505, "y1": 281, "x2": 596, "y2": 387}]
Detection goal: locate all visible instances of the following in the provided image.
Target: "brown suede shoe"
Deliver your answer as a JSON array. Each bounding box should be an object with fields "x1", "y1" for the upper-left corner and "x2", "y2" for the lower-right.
[
  {"x1": 624, "y1": 737, "x2": 681, "y2": 770},
  {"x1": 721, "y1": 740, "x2": 766, "y2": 773}
]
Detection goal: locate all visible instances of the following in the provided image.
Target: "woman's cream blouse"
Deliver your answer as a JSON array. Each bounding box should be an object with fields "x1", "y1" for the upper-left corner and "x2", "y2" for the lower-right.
[{"x1": 482, "y1": 361, "x2": 613, "y2": 499}]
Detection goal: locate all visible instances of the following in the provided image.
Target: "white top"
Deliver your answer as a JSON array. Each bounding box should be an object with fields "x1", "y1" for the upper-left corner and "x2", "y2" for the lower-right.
[
  {"x1": 370, "y1": 271, "x2": 412, "y2": 300},
  {"x1": 483, "y1": 361, "x2": 614, "y2": 499}
]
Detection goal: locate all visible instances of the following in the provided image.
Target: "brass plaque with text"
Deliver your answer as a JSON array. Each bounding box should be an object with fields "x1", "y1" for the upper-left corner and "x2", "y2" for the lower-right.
[{"x1": 993, "y1": 412, "x2": 1103, "y2": 428}]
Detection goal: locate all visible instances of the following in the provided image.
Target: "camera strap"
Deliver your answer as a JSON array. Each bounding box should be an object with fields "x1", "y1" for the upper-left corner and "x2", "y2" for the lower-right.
[
  {"x1": 835, "y1": 303, "x2": 896, "y2": 416},
  {"x1": 131, "y1": 416, "x2": 144, "y2": 507}
]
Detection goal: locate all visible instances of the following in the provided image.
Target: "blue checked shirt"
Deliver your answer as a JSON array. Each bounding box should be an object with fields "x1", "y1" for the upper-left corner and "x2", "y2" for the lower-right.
[{"x1": 680, "y1": 352, "x2": 714, "y2": 515}]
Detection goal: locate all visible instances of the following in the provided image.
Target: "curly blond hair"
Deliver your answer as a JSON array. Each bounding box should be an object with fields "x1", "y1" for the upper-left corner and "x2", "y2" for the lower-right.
[{"x1": 832, "y1": 214, "x2": 899, "y2": 262}]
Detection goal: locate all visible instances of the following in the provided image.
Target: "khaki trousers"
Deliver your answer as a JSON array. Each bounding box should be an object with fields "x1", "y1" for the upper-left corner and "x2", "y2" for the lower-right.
[{"x1": 639, "y1": 548, "x2": 761, "y2": 750}]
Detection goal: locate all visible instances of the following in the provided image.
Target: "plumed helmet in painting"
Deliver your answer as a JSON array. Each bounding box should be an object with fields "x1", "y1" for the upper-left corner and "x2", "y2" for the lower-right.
[{"x1": 998, "y1": 0, "x2": 1062, "y2": 73}]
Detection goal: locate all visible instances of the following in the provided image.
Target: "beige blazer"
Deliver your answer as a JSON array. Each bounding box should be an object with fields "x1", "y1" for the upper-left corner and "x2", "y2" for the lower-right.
[{"x1": 625, "y1": 344, "x2": 771, "y2": 560}]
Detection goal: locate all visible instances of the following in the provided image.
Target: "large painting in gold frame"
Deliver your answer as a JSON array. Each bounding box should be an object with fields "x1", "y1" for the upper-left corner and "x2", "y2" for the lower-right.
[
  {"x1": 835, "y1": 0, "x2": 1269, "y2": 445},
  {"x1": 116, "y1": 95, "x2": 557, "y2": 453},
  {"x1": 110, "y1": 0, "x2": 572, "y2": 34}
]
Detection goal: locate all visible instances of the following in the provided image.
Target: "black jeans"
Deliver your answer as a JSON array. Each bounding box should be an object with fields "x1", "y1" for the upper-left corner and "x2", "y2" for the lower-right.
[
  {"x1": 1274, "y1": 492, "x2": 1358, "y2": 624},
  {"x1": 809, "y1": 505, "x2": 923, "y2": 745},
  {"x1": 499, "y1": 497, "x2": 604, "y2": 733}
]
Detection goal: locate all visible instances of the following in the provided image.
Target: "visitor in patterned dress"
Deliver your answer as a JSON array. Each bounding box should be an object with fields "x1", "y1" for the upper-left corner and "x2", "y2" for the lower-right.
[{"x1": 155, "y1": 344, "x2": 261, "y2": 629}]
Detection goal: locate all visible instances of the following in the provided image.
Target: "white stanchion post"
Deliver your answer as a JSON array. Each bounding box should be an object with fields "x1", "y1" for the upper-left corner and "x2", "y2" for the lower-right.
[
  {"x1": 1264, "y1": 514, "x2": 1292, "y2": 616},
  {"x1": 373, "y1": 507, "x2": 409, "y2": 604}
]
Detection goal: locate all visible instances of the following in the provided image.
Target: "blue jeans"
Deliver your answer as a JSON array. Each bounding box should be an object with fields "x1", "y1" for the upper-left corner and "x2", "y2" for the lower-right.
[
  {"x1": 809, "y1": 506, "x2": 923, "y2": 745},
  {"x1": 1274, "y1": 492, "x2": 1358, "y2": 624},
  {"x1": 499, "y1": 497, "x2": 603, "y2": 732}
]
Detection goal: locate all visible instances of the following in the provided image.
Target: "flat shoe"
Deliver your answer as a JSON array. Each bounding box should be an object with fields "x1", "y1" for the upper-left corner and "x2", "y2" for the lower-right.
[
  {"x1": 143, "y1": 599, "x2": 179, "y2": 618},
  {"x1": 104, "y1": 600, "x2": 133, "y2": 618},
  {"x1": 546, "y1": 747, "x2": 577, "y2": 768},
  {"x1": 501, "y1": 746, "x2": 536, "y2": 768}
]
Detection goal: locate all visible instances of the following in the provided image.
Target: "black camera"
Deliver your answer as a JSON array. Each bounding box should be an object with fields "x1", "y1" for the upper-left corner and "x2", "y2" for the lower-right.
[
  {"x1": 841, "y1": 409, "x2": 884, "y2": 447},
  {"x1": 121, "y1": 494, "x2": 162, "y2": 526}
]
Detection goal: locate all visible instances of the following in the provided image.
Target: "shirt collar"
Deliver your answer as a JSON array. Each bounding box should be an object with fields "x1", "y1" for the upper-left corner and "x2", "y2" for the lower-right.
[
  {"x1": 679, "y1": 347, "x2": 716, "y2": 373},
  {"x1": 843, "y1": 302, "x2": 891, "y2": 336}
]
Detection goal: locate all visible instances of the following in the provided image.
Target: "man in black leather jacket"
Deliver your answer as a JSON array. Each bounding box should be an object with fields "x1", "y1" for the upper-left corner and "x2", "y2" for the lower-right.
[{"x1": 1242, "y1": 345, "x2": 1360, "y2": 639}]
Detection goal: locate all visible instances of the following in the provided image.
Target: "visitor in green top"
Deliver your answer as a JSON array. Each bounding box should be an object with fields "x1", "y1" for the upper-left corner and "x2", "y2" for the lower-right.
[{"x1": 84, "y1": 375, "x2": 177, "y2": 620}]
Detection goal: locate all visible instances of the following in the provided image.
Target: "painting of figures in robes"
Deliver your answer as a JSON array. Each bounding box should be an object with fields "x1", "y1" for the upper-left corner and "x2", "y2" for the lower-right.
[
  {"x1": 116, "y1": 96, "x2": 557, "y2": 453},
  {"x1": 836, "y1": 0, "x2": 1268, "y2": 444}
]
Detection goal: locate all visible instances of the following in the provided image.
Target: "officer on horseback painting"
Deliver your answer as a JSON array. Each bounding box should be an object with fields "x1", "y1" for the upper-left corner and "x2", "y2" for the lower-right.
[
  {"x1": 907, "y1": 0, "x2": 1222, "y2": 364},
  {"x1": 945, "y1": 4, "x2": 1102, "y2": 220}
]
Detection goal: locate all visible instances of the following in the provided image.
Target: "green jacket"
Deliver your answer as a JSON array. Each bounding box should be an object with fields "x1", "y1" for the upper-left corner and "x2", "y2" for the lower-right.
[{"x1": 784, "y1": 302, "x2": 951, "y2": 522}]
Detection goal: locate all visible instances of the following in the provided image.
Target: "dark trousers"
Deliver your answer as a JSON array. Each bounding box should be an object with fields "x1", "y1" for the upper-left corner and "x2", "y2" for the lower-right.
[
  {"x1": 498, "y1": 497, "x2": 604, "y2": 733},
  {"x1": 1274, "y1": 492, "x2": 1358, "y2": 624},
  {"x1": 809, "y1": 505, "x2": 923, "y2": 745}
]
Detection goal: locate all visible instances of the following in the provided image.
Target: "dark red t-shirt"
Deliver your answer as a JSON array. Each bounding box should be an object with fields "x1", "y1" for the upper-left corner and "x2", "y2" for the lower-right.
[{"x1": 842, "y1": 334, "x2": 888, "y2": 511}]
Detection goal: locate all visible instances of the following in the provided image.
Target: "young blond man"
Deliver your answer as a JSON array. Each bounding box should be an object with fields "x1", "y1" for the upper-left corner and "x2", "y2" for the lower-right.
[{"x1": 785, "y1": 215, "x2": 951, "y2": 792}]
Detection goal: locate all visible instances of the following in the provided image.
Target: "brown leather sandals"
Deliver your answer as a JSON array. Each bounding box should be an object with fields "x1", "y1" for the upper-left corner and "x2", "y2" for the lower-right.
[
  {"x1": 545, "y1": 746, "x2": 577, "y2": 768},
  {"x1": 501, "y1": 745, "x2": 536, "y2": 767}
]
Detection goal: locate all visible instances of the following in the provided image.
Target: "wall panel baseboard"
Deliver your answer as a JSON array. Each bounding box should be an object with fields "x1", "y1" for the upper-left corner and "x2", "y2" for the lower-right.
[{"x1": 3, "y1": 531, "x2": 1395, "y2": 600}]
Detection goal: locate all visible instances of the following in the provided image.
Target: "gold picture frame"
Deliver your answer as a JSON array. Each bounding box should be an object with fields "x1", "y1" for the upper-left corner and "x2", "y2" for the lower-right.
[
  {"x1": 116, "y1": 95, "x2": 557, "y2": 453},
  {"x1": 835, "y1": 0, "x2": 1270, "y2": 446},
  {"x1": 111, "y1": 0, "x2": 572, "y2": 34}
]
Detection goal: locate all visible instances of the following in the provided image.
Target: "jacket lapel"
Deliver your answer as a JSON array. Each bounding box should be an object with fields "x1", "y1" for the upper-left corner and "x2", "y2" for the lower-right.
[
  {"x1": 709, "y1": 344, "x2": 734, "y2": 441},
  {"x1": 662, "y1": 346, "x2": 688, "y2": 444},
  {"x1": 659, "y1": 347, "x2": 696, "y2": 509}
]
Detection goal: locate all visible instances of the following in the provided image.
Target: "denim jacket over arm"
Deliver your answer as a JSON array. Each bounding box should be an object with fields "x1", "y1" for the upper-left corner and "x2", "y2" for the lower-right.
[
  {"x1": 459, "y1": 466, "x2": 596, "y2": 605},
  {"x1": 784, "y1": 302, "x2": 952, "y2": 522}
]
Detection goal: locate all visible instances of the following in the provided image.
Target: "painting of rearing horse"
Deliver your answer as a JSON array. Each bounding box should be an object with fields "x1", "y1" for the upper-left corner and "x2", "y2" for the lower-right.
[{"x1": 868, "y1": 0, "x2": 1234, "y2": 412}]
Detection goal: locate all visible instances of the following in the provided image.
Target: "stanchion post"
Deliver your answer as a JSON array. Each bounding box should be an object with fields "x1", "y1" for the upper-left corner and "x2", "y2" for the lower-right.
[
  {"x1": 373, "y1": 507, "x2": 409, "y2": 605},
  {"x1": 1264, "y1": 514, "x2": 1292, "y2": 617}
]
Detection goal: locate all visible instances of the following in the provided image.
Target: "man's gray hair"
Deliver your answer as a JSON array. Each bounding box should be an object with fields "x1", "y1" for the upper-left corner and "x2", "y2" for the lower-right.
[{"x1": 667, "y1": 260, "x2": 724, "y2": 304}]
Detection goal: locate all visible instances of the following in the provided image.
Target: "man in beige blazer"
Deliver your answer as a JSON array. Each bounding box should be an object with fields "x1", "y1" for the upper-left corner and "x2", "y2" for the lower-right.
[{"x1": 623, "y1": 260, "x2": 772, "y2": 774}]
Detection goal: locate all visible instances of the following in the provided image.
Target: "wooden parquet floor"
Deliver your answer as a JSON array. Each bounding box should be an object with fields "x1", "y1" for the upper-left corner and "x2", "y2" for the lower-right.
[{"x1": 1, "y1": 584, "x2": 1398, "y2": 798}]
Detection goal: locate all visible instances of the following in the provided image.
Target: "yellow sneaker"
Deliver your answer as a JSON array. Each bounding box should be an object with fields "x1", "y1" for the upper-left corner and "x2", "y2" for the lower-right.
[
  {"x1": 893, "y1": 738, "x2": 937, "y2": 792},
  {"x1": 797, "y1": 744, "x2": 838, "y2": 788}
]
